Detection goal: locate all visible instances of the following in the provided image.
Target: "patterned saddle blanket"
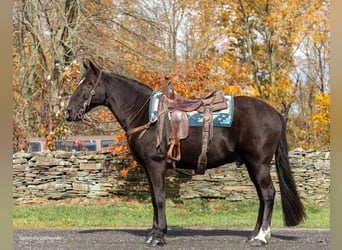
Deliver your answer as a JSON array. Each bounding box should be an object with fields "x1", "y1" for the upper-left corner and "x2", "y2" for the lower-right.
[{"x1": 149, "y1": 91, "x2": 234, "y2": 127}]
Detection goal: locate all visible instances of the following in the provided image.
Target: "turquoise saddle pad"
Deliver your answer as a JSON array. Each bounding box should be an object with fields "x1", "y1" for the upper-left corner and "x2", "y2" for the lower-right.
[{"x1": 149, "y1": 91, "x2": 234, "y2": 127}]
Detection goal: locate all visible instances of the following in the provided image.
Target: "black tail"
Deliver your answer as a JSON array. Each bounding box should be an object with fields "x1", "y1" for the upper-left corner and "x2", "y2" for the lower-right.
[{"x1": 275, "y1": 114, "x2": 305, "y2": 226}]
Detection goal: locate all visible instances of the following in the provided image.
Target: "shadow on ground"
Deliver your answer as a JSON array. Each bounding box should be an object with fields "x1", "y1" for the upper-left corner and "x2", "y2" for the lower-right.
[{"x1": 78, "y1": 227, "x2": 299, "y2": 241}]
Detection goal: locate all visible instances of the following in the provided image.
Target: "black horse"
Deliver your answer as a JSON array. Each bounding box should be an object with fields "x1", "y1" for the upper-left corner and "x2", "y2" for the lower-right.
[{"x1": 65, "y1": 60, "x2": 305, "y2": 247}]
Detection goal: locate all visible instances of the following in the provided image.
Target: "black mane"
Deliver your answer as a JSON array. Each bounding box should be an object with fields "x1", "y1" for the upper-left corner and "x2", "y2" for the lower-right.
[{"x1": 111, "y1": 73, "x2": 153, "y2": 93}]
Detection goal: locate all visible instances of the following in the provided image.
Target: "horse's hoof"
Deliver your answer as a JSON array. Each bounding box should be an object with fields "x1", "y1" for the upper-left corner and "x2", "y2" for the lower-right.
[
  {"x1": 246, "y1": 236, "x2": 255, "y2": 243},
  {"x1": 151, "y1": 238, "x2": 166, "y2": 247},
  {"x1": 144, "y1": 235, "x2": 166, "y2": 246},
  {"x1": 144, "y1": 235, "x2": 153, "y2": 244},
  {"x1": 248, "y1": 239, "x2": 267, "y2": 247},
  {"x1": 247, "y1": 227, "x2": 271, "y2": 246}
]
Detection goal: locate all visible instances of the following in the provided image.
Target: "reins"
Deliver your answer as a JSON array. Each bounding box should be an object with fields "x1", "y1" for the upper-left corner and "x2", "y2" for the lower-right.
[
  {"x1": 125, "y1": 94, "x2": 156, "y2": 138},
  {"x1": 126, "y1": 94, "x2": 152, "y2": 128},
  {"x1": 125, "y1": 80, "x2": 174, "y2": 138}
]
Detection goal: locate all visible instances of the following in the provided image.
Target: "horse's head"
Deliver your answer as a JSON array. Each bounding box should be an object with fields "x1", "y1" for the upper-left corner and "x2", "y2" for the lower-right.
[{"x1": 65, "y1": 60, "x2": 105, "y2": 121}]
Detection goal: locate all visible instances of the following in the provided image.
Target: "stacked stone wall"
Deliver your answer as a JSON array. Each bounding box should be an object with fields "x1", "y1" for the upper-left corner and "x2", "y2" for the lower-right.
[{"x1": 13, "y1": 148, "x2": 330, "y2": 204}]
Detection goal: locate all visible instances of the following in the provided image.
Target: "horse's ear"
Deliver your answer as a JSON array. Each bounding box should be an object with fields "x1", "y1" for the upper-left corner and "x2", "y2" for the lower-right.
[
  {"x1": 83, "y1": 59, "x2": 100, "y2": 75},
  {"x1": 83, "y1": 59, "x2": 91, "y2": 70}
]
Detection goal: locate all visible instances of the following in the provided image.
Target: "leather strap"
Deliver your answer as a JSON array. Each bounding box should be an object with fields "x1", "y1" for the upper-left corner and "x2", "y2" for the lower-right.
[
  {"x1": 196, "y1": 106, "x2": 213, "y2": 174},
  {"x1": 126, "y1": 119, "x2": 157, "y2": 138}
]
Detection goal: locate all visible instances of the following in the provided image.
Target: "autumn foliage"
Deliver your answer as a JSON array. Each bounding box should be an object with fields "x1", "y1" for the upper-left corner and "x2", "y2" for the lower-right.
[{"x1": 13, "y1": 0, "x2": 330, "y2": 158}]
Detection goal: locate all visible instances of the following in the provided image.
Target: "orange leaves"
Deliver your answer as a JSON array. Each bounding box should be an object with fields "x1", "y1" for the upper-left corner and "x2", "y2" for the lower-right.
[
  {"x1": 120, "y1": 161, "x2": 138, "y2": 177},
  {"x1": 97, "y1": 112, "x2": 114, "y2": 122},
  {"x1": 112, "y1": 131, "x2": 129, "y2": 156},
  {"x1": 109, "y1": 130, "x2": 139, "y2": 177},
  {"x1": 59, "y1": 71, "x2": 70, "y2": 82},
  {"x1": 60, "y1": 60, "x2": 81, "y2": 83},
  {"x1": 46, "y1": 133, "x2": 56, "y2": 151},
  {"x1": 13, "y1": 123, "x2": 27, "y2": 152},
  {"x1": 13, "y1": 0, "x2": 330, "y2": 153},
  {"x1": 134, "y1": 59, "x2": 216, "y2": 99}
]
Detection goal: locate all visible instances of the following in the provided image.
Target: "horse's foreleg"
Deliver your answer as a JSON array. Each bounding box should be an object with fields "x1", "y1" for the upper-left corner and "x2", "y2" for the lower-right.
[
  {"x1": 143, "y1": 161, "x2": 167, "y2": 246},
  {"x1": 246, "y1": 163, "x2": 275, "y2": 246}
]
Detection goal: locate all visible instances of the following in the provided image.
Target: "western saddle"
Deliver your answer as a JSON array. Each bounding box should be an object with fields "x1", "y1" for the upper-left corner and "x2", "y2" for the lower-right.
[{"x1": 158, "y1": 84, "x2": 227, "y2": 174}]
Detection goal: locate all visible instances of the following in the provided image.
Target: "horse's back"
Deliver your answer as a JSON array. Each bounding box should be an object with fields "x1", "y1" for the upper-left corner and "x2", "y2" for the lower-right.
[
  {"x1": 232, "y1": 95, "x2": 282, "y2": 128},
  {"x1": 177, "y1": 96, "x2": 283, "y2": 169}
]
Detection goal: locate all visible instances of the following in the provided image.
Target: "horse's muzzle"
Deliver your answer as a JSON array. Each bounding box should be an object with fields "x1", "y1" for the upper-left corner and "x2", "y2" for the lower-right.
[
  {"x1": 64, "y1": 109, "x2": 72, "y2": 121},
  {"x1": 64, "y1": 107, "x2": 85, "y2": 121},
  {"x1": 65, "y1": 108, "x2": 79, "y2": 121}
]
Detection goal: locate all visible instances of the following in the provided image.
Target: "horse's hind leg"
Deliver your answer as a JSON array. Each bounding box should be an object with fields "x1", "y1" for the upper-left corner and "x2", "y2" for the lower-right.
[{"x1": 245, "y1": 162, "x2": 275, "y2": 246}]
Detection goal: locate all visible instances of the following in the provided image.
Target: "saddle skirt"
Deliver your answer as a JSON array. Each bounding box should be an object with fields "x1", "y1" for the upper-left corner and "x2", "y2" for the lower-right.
[{"x1": 149, "y1": 91, "x2": 234, "y2": 127}]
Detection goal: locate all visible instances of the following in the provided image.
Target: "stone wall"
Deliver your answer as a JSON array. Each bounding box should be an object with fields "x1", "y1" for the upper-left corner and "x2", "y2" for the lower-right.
[
  {"x1": 13, "y1": 148, "x2": 330, "y2": 204},
  {"x1": 179, "y1": 148, "x2": 330, "y2": 204}
]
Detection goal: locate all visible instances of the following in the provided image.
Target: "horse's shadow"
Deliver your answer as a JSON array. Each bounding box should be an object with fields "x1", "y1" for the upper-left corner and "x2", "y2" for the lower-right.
[{"x1": 78, "y1": 227, "x2": 299, "y2": 241}]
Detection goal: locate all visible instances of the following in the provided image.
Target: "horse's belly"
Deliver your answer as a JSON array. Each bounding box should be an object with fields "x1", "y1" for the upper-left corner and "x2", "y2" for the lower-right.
[{"x1": 177, "y1": 127, "x2": 237, "y2": 169}]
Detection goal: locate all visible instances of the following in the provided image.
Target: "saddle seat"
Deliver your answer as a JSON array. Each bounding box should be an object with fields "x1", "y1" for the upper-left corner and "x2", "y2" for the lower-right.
[
  {"x1": 163, "y1": 84, "x2": 227, "y2": 113},
  {"x1": 168, "y1": 94, "x2": 202, "y2": 112}
]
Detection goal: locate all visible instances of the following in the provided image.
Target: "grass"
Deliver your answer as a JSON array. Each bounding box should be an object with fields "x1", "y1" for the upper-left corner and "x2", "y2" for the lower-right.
[{"x1": 13, "y1": 198, "x2": 330, "y2": 228}]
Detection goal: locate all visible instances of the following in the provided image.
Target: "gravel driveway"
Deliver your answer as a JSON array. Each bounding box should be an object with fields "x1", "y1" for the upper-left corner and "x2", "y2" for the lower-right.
[{"x1": 14, "y1": 227, "x2": 329, "y2": 250}]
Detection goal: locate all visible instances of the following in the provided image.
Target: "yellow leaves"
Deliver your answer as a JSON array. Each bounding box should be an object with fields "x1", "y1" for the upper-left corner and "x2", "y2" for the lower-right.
[
  {"x1": 311, "y1": 92, "x2": 330, "y2": 126},
  {"x1": 13, "y1": 0, "x2": 329, "y2": 154},
  {"x1": 309, "y1": 92, "x2": 330, "y2": 148},
  {"x1": 222, "y1": 85, "x2": 244, "y2": 96},
  {"x1": 312, "y1": 31, "x2": 329, "y2": 45},
  {"x1": 315, "y1": 92, "x2": 330, "y2": 107}
]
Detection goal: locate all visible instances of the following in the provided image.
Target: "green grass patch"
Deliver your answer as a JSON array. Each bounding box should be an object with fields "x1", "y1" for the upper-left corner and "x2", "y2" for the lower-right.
[{"x1": 13, "y1": 199, "x2": 329, "y2": 228}]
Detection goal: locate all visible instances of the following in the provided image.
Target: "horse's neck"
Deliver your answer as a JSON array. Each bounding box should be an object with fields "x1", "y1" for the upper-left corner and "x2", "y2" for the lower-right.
[{"x1": 105, "y1": 75, "x2": 151, "y2": 131}]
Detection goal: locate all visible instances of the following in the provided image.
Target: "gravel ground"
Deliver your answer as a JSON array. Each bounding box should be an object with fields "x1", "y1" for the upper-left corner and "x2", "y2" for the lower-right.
[{"x1": 14, "y1": 227, "x2": 329, "y2": 250}]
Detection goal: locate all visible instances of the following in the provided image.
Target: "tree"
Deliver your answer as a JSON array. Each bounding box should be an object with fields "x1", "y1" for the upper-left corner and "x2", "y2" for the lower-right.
[
  {"x1": 13, "y1": 0, "x2": 330, "y2": 150},
  {"x1": 13, "y1": 0, "x2": 80, "y2": 141},
  {"x1": 13, "y1": 0, "x2": 121, "y2": 147}
]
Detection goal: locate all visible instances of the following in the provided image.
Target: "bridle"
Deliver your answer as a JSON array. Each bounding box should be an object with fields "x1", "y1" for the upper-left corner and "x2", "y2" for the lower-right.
[
  {"x1": 76, "y1": 71, "x2": 103, "y2": 120},
  {"x1": 74, "y1": 70, "x2": 159, "y2": 138}
]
